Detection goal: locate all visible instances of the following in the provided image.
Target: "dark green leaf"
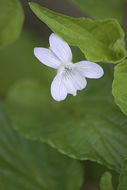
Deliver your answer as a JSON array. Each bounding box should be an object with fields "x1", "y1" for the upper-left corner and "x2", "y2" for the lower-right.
[
  {"x1": 0, "y1": 103, "x2": 84, "y2": 190},
  {"x1": 29, "y1": 2, "x2": 127, "y2": 63},
  {"x1": 5, "y1": 64, "x2": 127, "y2": 173}
]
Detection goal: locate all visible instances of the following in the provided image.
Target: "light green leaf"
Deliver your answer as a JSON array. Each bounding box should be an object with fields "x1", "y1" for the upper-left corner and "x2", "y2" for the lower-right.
[
  {"x1": 5, "y1": 64, "x2": 127, "y2": 173},
  {"x1": 100, "y1": 172, "x2": 114, "y2": 190},
  {"x1": 0, "y1": 0, "x2": 24, "y2": 49},
  {"x1": 29, "y1": 2, "x2": 127, "y2": 63},
  {"x1": 0, "y1": 103, "x2": 84, "y2": 190},
  {"x1": 70, "y1": 0, "x2": 124, "y2": 23},
  {"x1": 112, "y1": 60, "x2": 127, "y2": 116},
  {"x1": 118, "y1": 158, "x2": 127, "y2": 190}
]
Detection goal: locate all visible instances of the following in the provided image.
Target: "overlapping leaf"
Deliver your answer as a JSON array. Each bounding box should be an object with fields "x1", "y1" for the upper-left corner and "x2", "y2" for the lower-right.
[
  {"x1": 0, "y1": 103, "x2": 84, "y2": 190},
  {"x1": 0, "y1": 0, "x2": 24, "y2": 49},
  {"x1": 5, "y1": 64, "x2": 127, "y2": 173},
  {"x1": 29, "y1": 2, "x2": 127, "y2": 63}
]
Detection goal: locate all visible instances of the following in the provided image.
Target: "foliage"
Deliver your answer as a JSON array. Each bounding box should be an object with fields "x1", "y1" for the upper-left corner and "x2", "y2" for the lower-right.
[
  {"x1": 0, "y1": 0, "x2": 127, "y2": 189},
  {"x1": 0, "y1": 103, "x2": 84, "y2": 190},
  {"x1": 29, "y1": 2, "x2": 127, "y2": 63},
  {"x1": 5, "y1": 64, "x2": 127, "y2": 173}
]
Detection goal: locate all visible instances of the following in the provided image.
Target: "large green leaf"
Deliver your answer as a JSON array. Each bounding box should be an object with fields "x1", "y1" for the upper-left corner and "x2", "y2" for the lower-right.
[
  {"x1": 29, "y1": 2, "x2": 127, "y2": 63},
  {"x1": 0, "y1": 0, "x2": 24, "y2": 49},
  {"x1": 118, "y1": 158, "x2": 127, "y2": 190},
  {"x1": 0, "y1": 103, "x2": 84, "y2": 190},
  {"x1": 112, "y1": 60, "x2": 127, "y2": 116},
  {"x1": 100, "y1": 172, "x2": 114, "y2": 190},
  {"x1": 5, "y1": 64, "x2": 127, "y2": 173},
  {"x1": 70, "y1": 0, "x2": 124, "y2": 23}
]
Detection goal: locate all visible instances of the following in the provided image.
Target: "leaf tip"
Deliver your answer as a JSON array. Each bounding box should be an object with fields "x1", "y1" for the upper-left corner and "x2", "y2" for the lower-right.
[{"x1": 28, "y1": 1, "x2": 35, "y2": 9}]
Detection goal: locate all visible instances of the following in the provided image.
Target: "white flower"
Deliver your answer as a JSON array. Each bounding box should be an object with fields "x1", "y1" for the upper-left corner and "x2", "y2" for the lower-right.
[{"x1": 34, "y1": 33, "x2": 104, "y2": 101}]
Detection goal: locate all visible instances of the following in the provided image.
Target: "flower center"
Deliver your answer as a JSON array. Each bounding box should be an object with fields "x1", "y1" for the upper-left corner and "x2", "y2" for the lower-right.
[{"x1": 58, "y1": 62, "x2": 75, "y2": 74}]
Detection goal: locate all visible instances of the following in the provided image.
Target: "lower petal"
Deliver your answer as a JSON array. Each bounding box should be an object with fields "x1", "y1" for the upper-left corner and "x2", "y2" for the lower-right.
[
  {"x1": 63, "y1": 69, "x2": 87, "y2": 96},
  {"x1": 51, "y1": 73, "x2": 67, "y2": 101},
  {"x1": 75, "y1": 61, "x2": 104, "y2": 79}
]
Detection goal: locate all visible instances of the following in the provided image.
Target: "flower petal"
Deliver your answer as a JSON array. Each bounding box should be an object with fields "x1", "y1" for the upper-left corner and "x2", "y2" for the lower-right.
[
  {"x1": 49, "y1": 33, "x2": 72, "y2": 63},
  {"x1": 51, "y1": 73, "x2": 67, "y2": 101},
  {"x1": 34, "y1": 47, "x2": 61, "y2": 69},
  {"x1": 75, "y1": 61, "x2": 104, "y2": 79},
  {"x1": 62, "y1": 69, "x2": 87, "y2": 96}
]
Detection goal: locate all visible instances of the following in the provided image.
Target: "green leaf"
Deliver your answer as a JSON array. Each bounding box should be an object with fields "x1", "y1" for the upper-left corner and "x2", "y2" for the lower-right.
[
  {"x1": 0, "y1": 103, "x2": 84, "y2": 190},
  {"x1": 0, "y1": 0, "x2": 24, "y2": 49},
  {"x1": 5, "y1": 64, "x2": 127, "y2": 173},
  {"x1": 112, "y1": 60, "x2": 127, "y2": 116},
  {"x1": 118, "y1": 158, "x2": 127, "y2": 190},
  {"x1": 70, "y1": 0, "x2": 124, "y2": 23},
  {"x1": 100, "y1": 172, "x2": 114, "y2": 190},
  {"x1": 29, "y1": 2, "x2": 127, "y2": 63}
]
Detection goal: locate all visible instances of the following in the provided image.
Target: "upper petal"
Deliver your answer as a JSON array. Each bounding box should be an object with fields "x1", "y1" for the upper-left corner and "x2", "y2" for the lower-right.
[
  {"x1": 75, "y1": 61, "x2": 104, "y2": 79},
  {"x1": 49, "y1": 33, "x2": 72, "y2": 63},
  {"x1": 62, "y1": 69, "x2": 87, "y2": 96},
  {"x1": 34, "y1": 47, "x2": 61, "y2": 69},
  {"x1": 51, "y1": 73, "x2": 67, "y2": 101}
]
